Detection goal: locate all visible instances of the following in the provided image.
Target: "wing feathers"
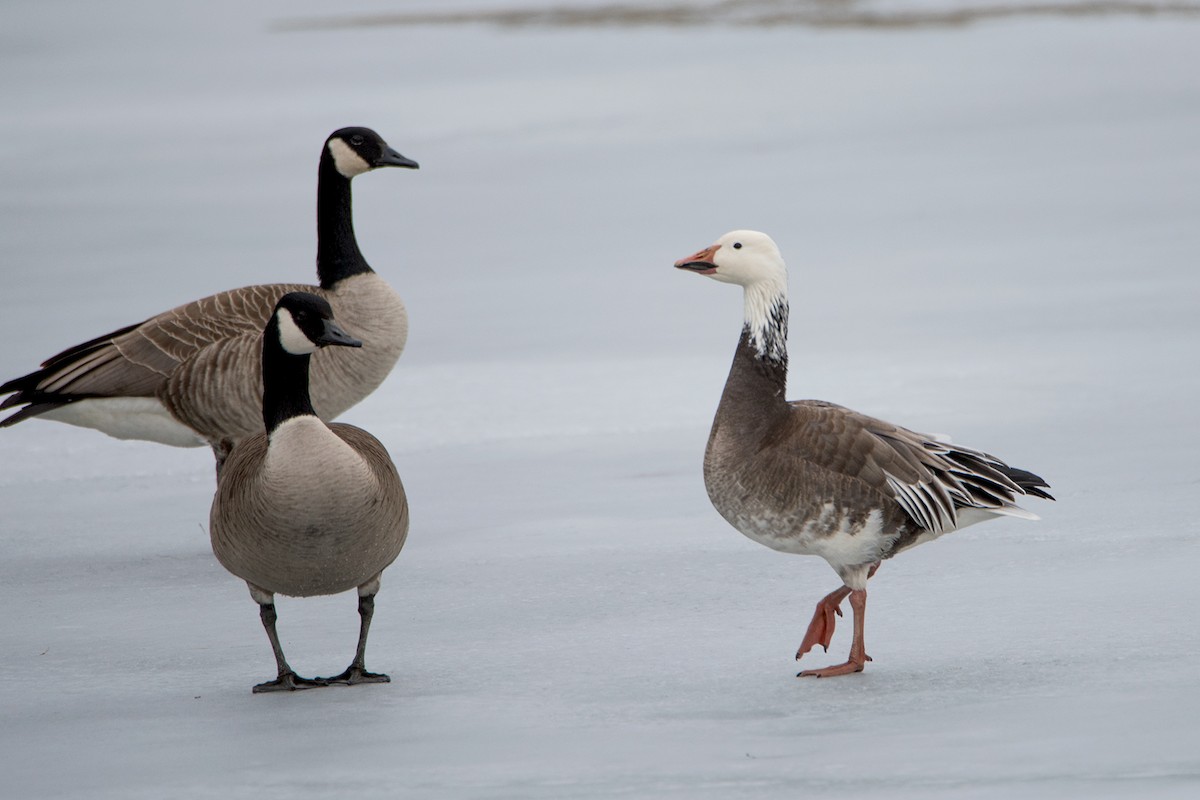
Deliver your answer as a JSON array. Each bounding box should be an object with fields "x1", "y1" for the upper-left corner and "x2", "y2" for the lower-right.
[
  {"x1": 790, "y1": 400, "x2": 1051, "y2": 534},
  {"x1": 1, "y1": 282, "x2": 306, "y2": 426}
]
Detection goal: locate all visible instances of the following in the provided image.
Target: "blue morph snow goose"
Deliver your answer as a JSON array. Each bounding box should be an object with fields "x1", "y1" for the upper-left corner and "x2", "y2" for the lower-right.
[
  {"x1": 0, "y1": 127, "x2": 417, "y2": 470},
  {"x1": 675, "y1": 230, "x2": 1053, "y2": 677}
]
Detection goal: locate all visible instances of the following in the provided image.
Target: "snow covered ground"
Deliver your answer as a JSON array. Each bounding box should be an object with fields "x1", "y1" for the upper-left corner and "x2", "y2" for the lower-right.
[{"x1": 2, "y1": 1, "x2": 1199, "y2": 797}]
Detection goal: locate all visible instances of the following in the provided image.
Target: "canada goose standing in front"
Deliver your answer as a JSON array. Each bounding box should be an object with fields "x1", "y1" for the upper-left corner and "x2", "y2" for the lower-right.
[
  {"x1": 211, "y1": 292, "x2": 408, "y2": 693},
  {"x1": 675, "y1": 230, "x2": 1053, "y2": 677},
  {"x1": 1, "y1": 127, "x2": 417, "y2": 470}
]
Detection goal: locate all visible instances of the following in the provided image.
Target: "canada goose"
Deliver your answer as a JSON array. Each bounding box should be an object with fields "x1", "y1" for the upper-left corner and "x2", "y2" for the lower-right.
[
  {"x1": 0, "y1": 127, "x2": 417, "y2": 469},
  {"x1": 675, "y1": 230, "x2": 1053, "y2": 677},
  {"x1": 210, "y1": 291, "x2": 408, "y2": 693}
]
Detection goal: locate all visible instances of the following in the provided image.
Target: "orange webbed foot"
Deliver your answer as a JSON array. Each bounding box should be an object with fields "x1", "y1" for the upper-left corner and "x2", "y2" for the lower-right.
[
  {"x1": 796, "y1": 588, "x2": 870, "y2": 678},
  {"x1": 795, "y1": 586, "x2": 851, "y2": 660},
  {"x1": 797, "y1": 653, "x2": 872, "y2": 678}
]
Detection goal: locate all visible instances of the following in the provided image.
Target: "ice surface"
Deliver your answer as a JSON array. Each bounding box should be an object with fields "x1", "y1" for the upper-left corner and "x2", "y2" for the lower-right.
[{"x1": 1, "y1": 1, "x2": 1198, "y2": 798}]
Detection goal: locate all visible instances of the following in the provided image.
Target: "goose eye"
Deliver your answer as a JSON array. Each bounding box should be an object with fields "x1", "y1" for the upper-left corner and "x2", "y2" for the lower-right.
[
  {"x1": 350, "y1": 134, "x2": 365, "y2": 146},
  {"x1": 732, "y1": 242, "x2": 743, "y2": 249}
]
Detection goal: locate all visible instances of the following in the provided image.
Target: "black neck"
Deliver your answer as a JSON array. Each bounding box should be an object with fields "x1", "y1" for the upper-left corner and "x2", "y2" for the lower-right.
[
  {"x1": 261, "y1": 319, "x2": 317, "y2": 434},
  {"x1": 315, "y1": 153, "x2": 372, "y2": 290}
]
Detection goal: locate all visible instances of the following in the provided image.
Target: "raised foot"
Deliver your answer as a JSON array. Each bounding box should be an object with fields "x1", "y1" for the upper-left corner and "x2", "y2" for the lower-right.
[
  {"x1": 795, "y1": 588, "x2": 851, "y2": 660},
  {"x1": 797, "y1": 655, "x2": 872, "y2": 679},
  {"x1": 795, "y1": 604, "x2": 841, "y2": 659},
  {"x1": 252, "y1": 671, "x2": 329, "y2": 693},
  {"x1": 318, "y1": 665, "x2": 391, "y2": 686}
]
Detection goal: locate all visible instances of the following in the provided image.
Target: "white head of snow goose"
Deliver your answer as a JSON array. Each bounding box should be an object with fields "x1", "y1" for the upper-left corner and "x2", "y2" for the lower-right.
[{"x1": 676, "y1": 230, "x2": 1053, "y2": 677}]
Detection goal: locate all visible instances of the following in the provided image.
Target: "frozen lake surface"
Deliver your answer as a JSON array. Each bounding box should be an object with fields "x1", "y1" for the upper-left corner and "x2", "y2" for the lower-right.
[{"x1": 2, "y1": 1, "x2": 1198, "y2": 797}]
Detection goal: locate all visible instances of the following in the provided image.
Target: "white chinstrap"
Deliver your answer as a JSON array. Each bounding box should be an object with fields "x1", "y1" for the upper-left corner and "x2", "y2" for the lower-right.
[
  {"x1": 276, "y1": 308, "x2": 318, "y2": 355},
  {"x1": 326, "y1": 138, "x2": 371, "y2": 178}
]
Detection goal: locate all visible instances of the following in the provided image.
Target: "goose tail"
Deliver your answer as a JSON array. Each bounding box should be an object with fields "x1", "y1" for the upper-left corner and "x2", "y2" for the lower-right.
[
  {"x1": 1, "y1": 369, "x2": 80, "y2": 425},
  {"x1": 997, "y1": 464, "x2": 1055, "y2": 501}
]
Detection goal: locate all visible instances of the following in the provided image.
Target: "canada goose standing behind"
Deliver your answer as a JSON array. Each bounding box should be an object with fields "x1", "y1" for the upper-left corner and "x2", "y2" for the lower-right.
[
  {"x1": 675, "y1": 230, "x2": 1052, "y2": 677},
  {"x1": 210, "y1": 292, "x2": 409, "y2": 692},
  {"x1": 1, "y1": 127, "x2": 417, "y2": 470}
]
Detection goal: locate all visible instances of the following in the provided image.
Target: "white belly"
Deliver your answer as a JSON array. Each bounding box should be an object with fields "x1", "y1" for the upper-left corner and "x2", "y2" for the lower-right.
[
  {"x1": 40, "y1": 397, "x2": 205, "y2": 447},
  {"x1": 730, "y1": 502, "x2": 897, "y2": 587}
]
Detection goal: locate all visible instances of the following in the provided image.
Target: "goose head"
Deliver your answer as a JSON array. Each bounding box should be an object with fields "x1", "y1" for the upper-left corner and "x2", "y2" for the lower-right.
[
  {"x1": 324, "y1": 127, "x2": 419, "y2": 179},
  {"x1": 674, "y1": 230, "x2": 787, "y2": 288},
  {"x1": 274, "y1": 292, "x2": 363, "y2": 356}
]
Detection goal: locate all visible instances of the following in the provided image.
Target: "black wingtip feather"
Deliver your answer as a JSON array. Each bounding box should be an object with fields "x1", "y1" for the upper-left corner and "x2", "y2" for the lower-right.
[
  {"x1": 998, "y1": 465, "x2": 1055, "y2": 501},
  {"x1": 0, "y1": 400, "x2": 70, "y2": 427},
  {"x1": 0, "y1": 373, "x2": 33, "y2": 397}
]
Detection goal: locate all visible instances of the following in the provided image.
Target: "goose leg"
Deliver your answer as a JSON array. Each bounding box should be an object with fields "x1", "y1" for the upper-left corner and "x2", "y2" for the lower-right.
[
  {"x1": 319, "y1": 594, "x2": 390, "y2": 686},
  {"x1": 798, "y1": 589, "x2": 871, "y2": 678},
  {"x1": 794, "y1": 562, "x2": 880, "y2": 661},
  {"x1": 252, "y1": 602, "x2": 328, "y2": 693},
  {"x1": 795, "y1": 585, "x2": 852, "y2": 659}
]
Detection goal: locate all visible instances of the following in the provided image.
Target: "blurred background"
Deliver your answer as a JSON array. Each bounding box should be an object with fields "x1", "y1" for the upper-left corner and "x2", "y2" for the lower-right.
[{"x1": 2, "y1": 1, "x2": 1198, "y2": 797}]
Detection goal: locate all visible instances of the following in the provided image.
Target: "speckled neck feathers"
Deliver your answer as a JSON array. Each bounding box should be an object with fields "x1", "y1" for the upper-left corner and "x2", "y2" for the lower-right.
[
  {"x1": 712, "y1": 280, "x2": 791, "y2": 442},
  {"x1": 742, "y1": 277, "x2": 789, "y2": 371}
]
